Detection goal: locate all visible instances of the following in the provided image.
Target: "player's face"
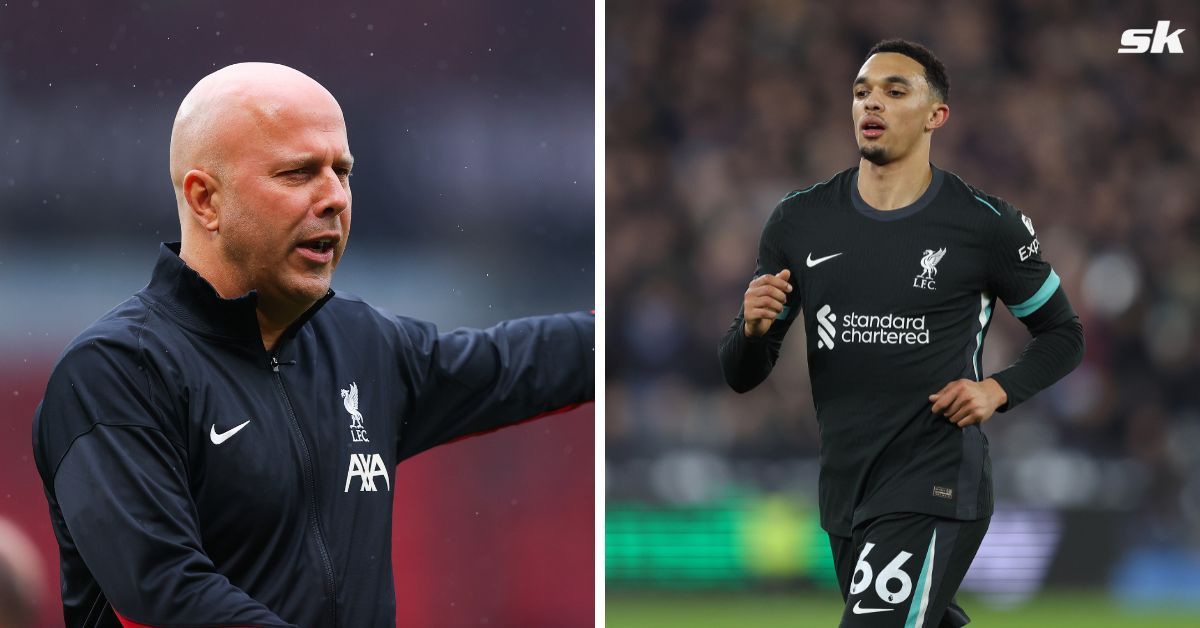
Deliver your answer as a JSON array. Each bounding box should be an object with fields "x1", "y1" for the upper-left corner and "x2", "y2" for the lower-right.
[
  {"x1": 218, "y1": 97, "x2": 353, "y2": 310},
  {"x1": 851, "y1": 53, "x2": 942, "y2": 166}
]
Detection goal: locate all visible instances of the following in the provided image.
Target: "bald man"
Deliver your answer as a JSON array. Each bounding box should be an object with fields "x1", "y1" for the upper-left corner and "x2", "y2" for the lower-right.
[{"x1": 33, "y1": 63, "x2": 594, "y2": 628}]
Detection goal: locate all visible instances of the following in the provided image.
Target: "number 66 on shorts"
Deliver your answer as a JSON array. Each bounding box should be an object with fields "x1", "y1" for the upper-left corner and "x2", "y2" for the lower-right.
[{"x1": 830, "y1": 513, "x2": 990, "y2": 628}]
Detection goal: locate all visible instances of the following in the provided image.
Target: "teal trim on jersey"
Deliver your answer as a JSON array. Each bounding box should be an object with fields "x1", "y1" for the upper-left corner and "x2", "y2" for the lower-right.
[
  {"x1": 972, "y1": 294, "x2": 995, "y2": 381},
  {"x1": 781, "y1": 184, "x2": 819, "y2": 202},
  {"x1": 1008, "y1": 270, "x2": 1060, "y2": 318},
  {"x1": 973, "y1": 195, "x2": 1001, "y2": 216},
  {"x1": 780, "y1": 172, "x2": 839, "y2": 203},
  {"x1": 776, "y1": 305, "x2": 791, "y2": 320},
  {"x1": 905, "y1": 530, "x2": 937, "y2": 628}
]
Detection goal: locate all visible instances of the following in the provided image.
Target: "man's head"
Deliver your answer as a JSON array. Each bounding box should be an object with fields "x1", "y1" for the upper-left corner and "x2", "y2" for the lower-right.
[
  {"x1": 853, "y1": 39, "x2": 950, "y2": 166},
  {"x1": 170, "y1": 62, "x2": 353, "y2": 312}
]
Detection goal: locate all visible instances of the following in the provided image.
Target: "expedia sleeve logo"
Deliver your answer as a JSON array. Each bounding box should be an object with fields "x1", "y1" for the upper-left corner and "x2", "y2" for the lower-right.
[
  {"x1": 815, "y1": 306, "x2": 931, "y2": 350},
  {"x1": 1018, "y1": 215, "x2": 1040, "y2": 262}
]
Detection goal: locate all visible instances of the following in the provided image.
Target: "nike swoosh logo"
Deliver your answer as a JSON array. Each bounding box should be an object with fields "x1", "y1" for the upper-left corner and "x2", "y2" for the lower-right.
[
  {"x1": 210, "y1": 419, "x2": 252, "y2": 445},
  {"x1": 852, "y1": 601, "x2": 894, "y2": 614},
  {"x1": 806, "y1": 252, "x2": 843, "y2": 267}
]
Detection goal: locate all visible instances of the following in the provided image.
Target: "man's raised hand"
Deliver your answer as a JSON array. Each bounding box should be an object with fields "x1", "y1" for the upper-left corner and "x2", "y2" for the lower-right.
[{"x1": 743, "y1": 269, "x2": 792, "y2": 338}]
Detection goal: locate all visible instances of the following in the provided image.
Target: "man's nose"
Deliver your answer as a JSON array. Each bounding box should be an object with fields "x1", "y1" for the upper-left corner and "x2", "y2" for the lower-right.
[
  {"x1": 863, "y1": 92, "x2": 883, "y2": 111},
  {"x1": 316, "y1": 169, "x2": 350, "y2": 218}
]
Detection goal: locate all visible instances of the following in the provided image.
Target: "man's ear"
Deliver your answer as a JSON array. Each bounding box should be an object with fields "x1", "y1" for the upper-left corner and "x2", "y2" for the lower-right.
[
  {"x1": 182, "y1": 169, "x2": 222, "y2": 232},
  {"x1": 926, "y1": 102, "x2": 950, "y2": 131}
]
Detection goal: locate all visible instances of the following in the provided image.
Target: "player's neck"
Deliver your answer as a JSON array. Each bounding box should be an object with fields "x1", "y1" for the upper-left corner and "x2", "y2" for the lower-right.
[
  {"x1": 179, "y1": 243, "x2": 305, "y2": 351},
  {"x1": 255, "y1": 305, "x2": 297, "y2": 352},
  {"x1": 857, "y1": 152, "x2": 933, "y2": 211}
]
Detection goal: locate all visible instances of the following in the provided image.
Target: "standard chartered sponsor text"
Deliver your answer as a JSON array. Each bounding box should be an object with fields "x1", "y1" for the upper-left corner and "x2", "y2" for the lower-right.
[{"x1": 840, "y1": 311, "x2": 930, "y2": 345}]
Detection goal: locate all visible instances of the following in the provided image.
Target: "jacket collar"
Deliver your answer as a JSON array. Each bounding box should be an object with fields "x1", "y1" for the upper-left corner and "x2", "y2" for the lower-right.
[{"x1": 142, "y1": 242, "x2": 334, "y2": 344}]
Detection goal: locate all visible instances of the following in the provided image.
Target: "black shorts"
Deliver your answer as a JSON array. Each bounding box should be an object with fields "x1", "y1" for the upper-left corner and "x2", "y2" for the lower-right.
[{"x1": 828, "y1": 513, "x2": 990, "y2": 628}]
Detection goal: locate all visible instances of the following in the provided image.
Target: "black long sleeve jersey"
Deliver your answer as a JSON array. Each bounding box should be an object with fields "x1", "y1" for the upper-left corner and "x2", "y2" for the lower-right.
[
  {"x1": 719, "y1": 165, "x2": 1083, "y2": 537},
  {"x1": 33, "y1": 243, "x2": 595, "y2": 628}
]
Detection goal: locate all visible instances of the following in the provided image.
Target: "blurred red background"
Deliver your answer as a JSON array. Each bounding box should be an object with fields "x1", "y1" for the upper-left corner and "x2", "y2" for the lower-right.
[{"x1": 1, "y1": 362, "x2": 594, "y2": 627}]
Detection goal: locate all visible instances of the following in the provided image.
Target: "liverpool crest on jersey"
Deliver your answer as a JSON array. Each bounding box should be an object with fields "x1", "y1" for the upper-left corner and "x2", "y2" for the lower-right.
[
  {"x1": 913, "y1": 247, "x2": 947, "y2": 290},
  {"x1": 341, "y1": 382, "x2": 370, "y2": 443}
]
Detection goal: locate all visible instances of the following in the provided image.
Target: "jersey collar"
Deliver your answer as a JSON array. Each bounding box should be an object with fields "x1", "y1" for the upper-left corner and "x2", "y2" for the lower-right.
[
  {"x1": 850, "y1": 164, "x2": 945, "y2": 221},
  {"x1": 142, "y1": 242, "x2": 334, "y2": 344}
]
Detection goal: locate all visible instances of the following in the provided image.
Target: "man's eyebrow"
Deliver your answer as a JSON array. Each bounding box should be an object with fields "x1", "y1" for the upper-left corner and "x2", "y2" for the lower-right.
[
  {"x1": 853, "y1": 75, "x2": 914, "y2": 87},
  {"x1": 276, "y1": 154, "x2": 356, "y2": 170}
]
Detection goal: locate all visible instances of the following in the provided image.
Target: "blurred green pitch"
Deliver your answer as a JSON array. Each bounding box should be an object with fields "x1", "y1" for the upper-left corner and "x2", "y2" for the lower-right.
[{"x1": 606, "y1": 592, "x2": 1200, "y2": 627}]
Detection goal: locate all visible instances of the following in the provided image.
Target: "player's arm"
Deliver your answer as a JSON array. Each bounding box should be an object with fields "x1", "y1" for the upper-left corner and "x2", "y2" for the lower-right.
[
  {"x1": 719, "y1": 201, "x2": 799, "y2": 393},
  {"x1": 987, "y1": 280, "x2": 1083, "y2": 411},
  {"x1": 394, "y1": 311, "x2": 594, "y2": 459},
  {"x1": 932, "y1": 199, "x2": 1084, "y2": 426},
  {"x1": 34, "y1": 343, "x2": 294, "y2": 627}
]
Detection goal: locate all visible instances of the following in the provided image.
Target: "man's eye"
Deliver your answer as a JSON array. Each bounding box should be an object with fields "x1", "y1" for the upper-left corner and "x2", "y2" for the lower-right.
[
  {"x1": 854, "y1": 90, "x2": 867, "y2": 98},
  {"x1": 889, "y1": 90, "x2": 905, "y2": 97}
]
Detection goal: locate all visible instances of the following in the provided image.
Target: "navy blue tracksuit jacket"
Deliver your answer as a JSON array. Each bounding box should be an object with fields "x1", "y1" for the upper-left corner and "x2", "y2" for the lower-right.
[{"x1": 32, "y1": 243, "x2": 595, "y2": 627}]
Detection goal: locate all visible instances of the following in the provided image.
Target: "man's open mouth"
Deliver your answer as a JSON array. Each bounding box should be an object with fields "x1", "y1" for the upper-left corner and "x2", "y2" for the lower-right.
[
  {"x1": 861, "y1": 118, "x2": 886, "y2": 138},
  {"x1": 300, "y1": 239, "x2": 336, "y2": 253}
]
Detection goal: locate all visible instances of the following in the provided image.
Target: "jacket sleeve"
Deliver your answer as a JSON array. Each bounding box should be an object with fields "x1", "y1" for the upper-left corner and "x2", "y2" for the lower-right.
[
  {"x1": 394, "y1": 311, "x2": 594, "y2": 460},
  {"x1": 983, "y1": 198, "x2": 1085, "y2": 411},
  {"x1": 718, "y1": 200, "x2": 800, "y2": 393},
  {"x1": 35, "y1": 340, "x2": 294, "y2": 627}
]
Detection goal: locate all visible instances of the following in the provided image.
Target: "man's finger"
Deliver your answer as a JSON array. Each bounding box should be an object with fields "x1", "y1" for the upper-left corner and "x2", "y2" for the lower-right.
[
  {"x1": 750, "y1": 295, "x2": 784, "y2": 312},
  {"x1": 747, "y1": 284, "x2": 789, "y2": 304},
  {"x1": 945, "y1": 394, "x2": 972, "y2": 420},
  {"x1": 758, "y1": 274, "x2": 792, "y2": 294},
  {"x1": 929, "y1": 381, "x2": 955, "y2": 404},
  {"x1": 775, "y1": 269, "x2": 792, "y2": 289},
  {"x1": 931, "y1": 388, "x2": 958, "y2": 414},
  {"x1": 949, "y1": 406, "x2": 974, "y2": 425},
  {"x1": 955, "y1": 411, "x2": 982, "y2": 427},
  {"x1": 745, "y1": 306, "x2": 783, "y2": 323}
]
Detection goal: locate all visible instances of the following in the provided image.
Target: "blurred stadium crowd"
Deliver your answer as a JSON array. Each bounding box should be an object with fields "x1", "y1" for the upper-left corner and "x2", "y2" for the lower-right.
[{"x1": 606, "y1": 0, "x2": 1200, "y2": 563}]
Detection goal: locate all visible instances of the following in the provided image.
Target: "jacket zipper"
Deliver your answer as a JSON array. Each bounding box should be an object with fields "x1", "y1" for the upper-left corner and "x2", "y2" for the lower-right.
[{"x1": 272, "y1": 354, "x2": 338, "y2": 626}]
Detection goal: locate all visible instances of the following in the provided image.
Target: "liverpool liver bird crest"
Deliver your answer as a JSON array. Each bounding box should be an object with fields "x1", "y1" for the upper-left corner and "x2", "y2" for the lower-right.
[
  {"x1": 340, "y1": 382, "x2": 365, "y2": 429},
  {"x1": 918, "y1": 248, "x2": 947, "y2": 279}
]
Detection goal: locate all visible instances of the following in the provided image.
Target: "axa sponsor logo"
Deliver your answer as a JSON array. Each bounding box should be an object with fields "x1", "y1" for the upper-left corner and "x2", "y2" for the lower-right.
[
  {"x1": 913, "y1": 248, "x2": 946, "y2": 291},
  {"x1": 1118, "y1": 21, "x2": 1186, "y2": 54},
  {"x1": 815, "y1": 305, "x2": 931, "y2": 350},
  {"x1": 345, "y1": 453, "x2": 391, "y2": 492}
]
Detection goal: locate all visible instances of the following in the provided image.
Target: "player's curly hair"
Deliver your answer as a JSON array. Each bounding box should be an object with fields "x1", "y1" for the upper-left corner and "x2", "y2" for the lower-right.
[{"x1": 866, "y1": 39, "x2": 950, "y2": 104}]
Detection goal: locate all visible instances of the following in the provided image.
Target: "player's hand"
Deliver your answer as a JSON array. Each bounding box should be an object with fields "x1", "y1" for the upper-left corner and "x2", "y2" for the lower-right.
[
  {"x1": 743, "y1": 269, "x2": 792, "y2": 338},
  {"x1": 929, "y1": 378, "x2": 1008, "y2": 427}
]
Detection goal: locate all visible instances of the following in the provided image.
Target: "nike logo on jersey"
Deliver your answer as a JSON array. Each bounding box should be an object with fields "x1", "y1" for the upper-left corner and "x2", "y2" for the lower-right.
[
  {"x1": 806, "y1": 252, "x2": 843, "y2": 267},
  {"x1": 852, "y1": 601, "x2": 894, "y2": 614},
  {"x1": 210, "y1": 419, "x2": 251, "y2": 445}
]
